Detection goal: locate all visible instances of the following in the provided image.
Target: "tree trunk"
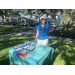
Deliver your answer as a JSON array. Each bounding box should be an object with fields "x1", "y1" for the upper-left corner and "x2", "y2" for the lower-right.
[
  {"x1": 72, "y1": 18, "x2": 73, "y2": 28},
  {"x1": 39, "y1": 16, "x2": 40, "y2": 23},
  {"x1": 30, "y1": 13, "x2": 32, "y2": 18},
  {"x1": 47, "y1": 14, "x2": 48, "y2": 17},
  {"x1": 2, "y1": 15, "x2": 4, "y2": 22}
]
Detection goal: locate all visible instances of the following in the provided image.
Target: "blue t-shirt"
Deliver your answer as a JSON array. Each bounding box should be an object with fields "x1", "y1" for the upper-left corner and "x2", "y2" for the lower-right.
[{"x1": 37, "y1": 23, "x2": 52, "y2": 40}]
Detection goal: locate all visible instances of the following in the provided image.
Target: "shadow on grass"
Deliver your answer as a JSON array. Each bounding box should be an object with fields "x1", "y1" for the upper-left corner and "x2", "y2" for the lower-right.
[
  {"x1": 42, "y1": 39, "x2": 59, "y2": 65},
  {"x1": 0, "y1": 34, "x2": 35, "y2": 65},
  {"x1": 43, "y1": 39, "x2": 75, "y2": 65},
  {"x1": 0, "y1": 25, "x2": 34, "y2": 35},
  {"x1": 0, "y1": 56, "x2": 10, "y2": 65},
  {"x1": 0, "y1": 34, "x2": 35, "y2": 51},
  {"x1": 0, "y1": 36, "x2": 75, "y2": 65}
]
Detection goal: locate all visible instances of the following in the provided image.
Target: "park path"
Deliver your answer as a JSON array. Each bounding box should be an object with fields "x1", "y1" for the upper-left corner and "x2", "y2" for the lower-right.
[
  {"x1": 0, "y1": 30, "x2": 75, "y2": 43},
  {"x1": 0, "y1": 30, "x2": 36, "y2": 40}
]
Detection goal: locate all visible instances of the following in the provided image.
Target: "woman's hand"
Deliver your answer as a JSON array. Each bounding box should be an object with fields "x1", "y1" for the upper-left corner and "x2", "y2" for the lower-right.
[
  {"x1": 48, "y1": 27, "x2": 54, "y2": 34},
  {"x1": 34, "y1": 39, "x2": 37, "y2": 43},
  {"x1": 34, "y1": 30, "x2": 39, "y2": 43}
]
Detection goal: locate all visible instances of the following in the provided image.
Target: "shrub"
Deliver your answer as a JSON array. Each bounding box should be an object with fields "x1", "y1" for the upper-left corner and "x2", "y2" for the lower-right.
[{"x1": 50, "y1": 24, "x2": 75, "y2": 39}]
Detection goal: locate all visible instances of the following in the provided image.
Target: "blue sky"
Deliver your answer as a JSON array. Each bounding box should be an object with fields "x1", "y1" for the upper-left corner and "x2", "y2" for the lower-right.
[
  {"x1": 21, "y1": 9, "x2": 65, "y2": 18},
  {"x1": 20, "y1": 14, "x2": 28, "y2": 17},
  {"x1": 21, "y1": 14, "x2": 35, "y2": 18}
]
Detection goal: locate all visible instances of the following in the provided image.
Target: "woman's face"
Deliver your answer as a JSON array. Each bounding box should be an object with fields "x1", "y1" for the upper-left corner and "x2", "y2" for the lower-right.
[{"x1": 41, "y1": 19, "x2": 46, "y2": 24}]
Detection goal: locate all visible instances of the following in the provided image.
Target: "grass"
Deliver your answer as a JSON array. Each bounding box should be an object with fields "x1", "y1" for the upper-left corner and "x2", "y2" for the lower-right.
[
  {"x1": 0, "y1": 25, "x2": 35, "y2": 35},
  {"x1": 0, "y1": 34, "x2": 35, "y2": 65},
  {"x1": 48, "y1": 40, "x2": 75, "y2": 65},
  {"x1": 0, "y1": 34, "x2": 75, "y2": 65}
]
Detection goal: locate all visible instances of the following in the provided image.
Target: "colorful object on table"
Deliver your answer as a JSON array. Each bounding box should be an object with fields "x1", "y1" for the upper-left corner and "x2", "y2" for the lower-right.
[
  {"x1": 22, "y1": 43, "x2": 27, "y2": 46},
  {"x1": 13, "y1": 45, "x2": 22, "y2": 50},
  {"x1": 22, "y1": 42, "x2": 31, "y2": 47},
  {"x1": 13, "y1": 47, "x2": 17, "y2": 49},
  {"x1": 21, "y1": 50, "x2": 26, "y2": 54},
  {"x1": 16, "y1": 51, "x2": 22, "y2": 55},
  {"x1": 20, "y1": 54, "x2": 30, "y2": 61},
  {"x1": 16, "y1": 48, "x2": 23, "y2": 51},
  {"x1": 16, "y1": 50, "x2": 26, "y2": 55}
]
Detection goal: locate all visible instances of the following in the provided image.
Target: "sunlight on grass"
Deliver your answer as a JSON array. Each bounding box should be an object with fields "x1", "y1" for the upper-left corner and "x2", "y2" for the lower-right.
[
  {"x1": 0, "y1": 25, "x2": 35, "y2": 35},
  {"x1": 0, "y1": 34, "x2": 35, "y2": 65},
  {"x1": 47, "y1": 39, "x2": 75, "y2": 65}
]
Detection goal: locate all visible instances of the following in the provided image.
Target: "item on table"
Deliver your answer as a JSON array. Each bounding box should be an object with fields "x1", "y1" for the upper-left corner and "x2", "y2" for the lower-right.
[
  {"x1": 14, "y1": 42, "x2": 31, "y2": 50},
  {"x1": 22, "y1": 43, "x2": 27, "y2": 46},
  {"x1": 23, "y1": 45, "x2": 28, "y2": 49},
  {"x1": 16, "y1": 48, "x2": 23, "y2": 51},
  {"x1": 16, "y1": 51, "x2": 22, "y2": 55},
  {"x1": 36, "y1": 44, "x2": 39, "y2": 48},
  {"x1": 20, "y1": 54, "x2": 30, "y2": 61},
  {"x1": 23, "y1": 45, "x2": 35, "y2": 51},
  {"x1": 13, "y1": 47, "x2": 17, "y2": 49},
  {"x1": 16, "y1": 49, "x2": 26, "y2": 55},
  {"x1": 27, "y1": 46, "x2": 35, "y2": 50},
  {"x1": 13, "y1": 45, "x2": 22, "y2": 49},
  {"x1": 27, "y1": 41, "x2": 31, "y2": 45},
  {"x1": 27, "y1": 41, "x2": 29, "y2": 44},
  {"x1": 22, "y1": 41, "x2": 31, "y2": 47},
  {"x1": 21, "y1": 50, "x2": 26, "y2": 54}
]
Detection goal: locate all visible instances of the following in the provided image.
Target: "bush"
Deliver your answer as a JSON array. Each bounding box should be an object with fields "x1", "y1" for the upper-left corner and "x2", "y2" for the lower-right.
[
  {"x1": 58, "y1": 24, "x2": 64, "y2": 27},
  {"x1": 63, "y1": 23, "x2": 72, "y2": 31},
  {"x1": 50, "y1": 24, "x2": 75, "y2": 39},
  {"x1": 16, "y1": 21, "x2": 19, "y2": 24},
  {"x1": 70, "y1": 28, "x2": 75, "y2": 39}
]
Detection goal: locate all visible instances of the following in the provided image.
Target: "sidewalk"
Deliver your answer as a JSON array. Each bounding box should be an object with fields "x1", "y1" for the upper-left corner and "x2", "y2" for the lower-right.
[
  {"x1": 0, "y1": 30, "x2": 75, "y2": 43},
  {"x1": 0, "y1": 30, "x2": 36, "y2": 40},
  {"x1": 49, "y1": 36, "x2": 75, "y2": 43}
]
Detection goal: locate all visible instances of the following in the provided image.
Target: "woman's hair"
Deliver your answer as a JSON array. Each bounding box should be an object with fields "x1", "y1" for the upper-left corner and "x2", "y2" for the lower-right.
[
  {"x1": 41, "y1": 18, "x2": 46, "y2": 20},
  {"x1": 41, "y1": 19, "x2": 47, "y2": 24}
]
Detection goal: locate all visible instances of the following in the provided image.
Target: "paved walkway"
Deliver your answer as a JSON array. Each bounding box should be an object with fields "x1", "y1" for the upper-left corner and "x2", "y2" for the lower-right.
[
  {"x1": 0, "y1": 30, "x2": 36, "y2": 40},
  {"x1": 0, "y1": 30, "x2": 75, "y2": 43}
]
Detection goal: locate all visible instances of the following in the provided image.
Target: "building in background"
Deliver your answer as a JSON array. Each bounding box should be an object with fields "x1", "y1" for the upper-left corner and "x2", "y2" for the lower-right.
[
  {"x1": 0, "y1": 16, "x2": 18, "y2": 23},
  {"x1": 0, "y1": 16, "x2": 35, "y2": 25},
  {"x1": 10, "y1": 16, "x2": 18, "y2": 22},
  {"x1": 18, "y1": 17, "x2": 35, "y2": 25},
  {"x1": 34, "y1": 12, "x2": 63, "y2": 26}
]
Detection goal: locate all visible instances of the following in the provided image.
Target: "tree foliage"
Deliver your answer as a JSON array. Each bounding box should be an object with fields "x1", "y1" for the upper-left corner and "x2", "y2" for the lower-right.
[
  {"x1": 62, "y1": 9, "x2": 75, "y2": 27},
  {"x1": 0, "y1": 9, "x2": 63, "y2": 23}
]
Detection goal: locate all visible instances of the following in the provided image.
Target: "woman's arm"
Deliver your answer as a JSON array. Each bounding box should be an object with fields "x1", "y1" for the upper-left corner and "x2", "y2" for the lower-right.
[
  {"x1": 48, "y1": 27, "x2": 54, "y2": 34},
  {"x1": 34, "y1": 30, "x2": 39, "y2": 43}
]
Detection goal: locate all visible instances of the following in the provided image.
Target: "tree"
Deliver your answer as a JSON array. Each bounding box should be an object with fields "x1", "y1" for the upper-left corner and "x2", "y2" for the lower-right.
[
  {"x1": 62, "y1": 9, "x2": 75, "y2": 27},
  {"x1": 62, "y1": 9, "x2": 71, "y2": 24},
  {"x1": 26, "y1": 9, "x2": 35, "y2": 18},
  {"x1": 0, "y1": 9, "x2": 9, "y2": 22},
  {"x1": 0, "y1": 9, "x2": 20, "y2": 22},
  {"x1": 66, "y1": 9, "x2": 75, "y2": 27},
  {"x1": 35, "y1": 9, "x2": 63, "y2": 23}
]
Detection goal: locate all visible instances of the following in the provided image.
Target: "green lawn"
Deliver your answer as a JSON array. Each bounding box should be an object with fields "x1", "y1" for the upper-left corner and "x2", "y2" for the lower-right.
[
  {"x1": 0, "y1": 25, "x2": 35, "y2": 35},
  {"x1": 0, "y1": 34, "x2": 75, "y2": 65}
]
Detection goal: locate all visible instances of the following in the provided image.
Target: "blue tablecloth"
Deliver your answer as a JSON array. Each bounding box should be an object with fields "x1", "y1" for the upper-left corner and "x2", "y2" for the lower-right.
[{"x1": 9, "y1": 42, "x2": 54, "y2": 65}]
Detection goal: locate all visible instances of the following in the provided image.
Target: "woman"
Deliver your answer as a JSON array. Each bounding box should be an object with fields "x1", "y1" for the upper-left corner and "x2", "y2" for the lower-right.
[{"x1": 34, "y1": 16, "x2": 54, "y2": 46}]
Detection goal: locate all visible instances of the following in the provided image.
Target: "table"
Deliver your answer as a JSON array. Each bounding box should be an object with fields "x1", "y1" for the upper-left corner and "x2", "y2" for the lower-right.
[{"x1": 9, "y1": 42, "x2": 54, "y2": 65}]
